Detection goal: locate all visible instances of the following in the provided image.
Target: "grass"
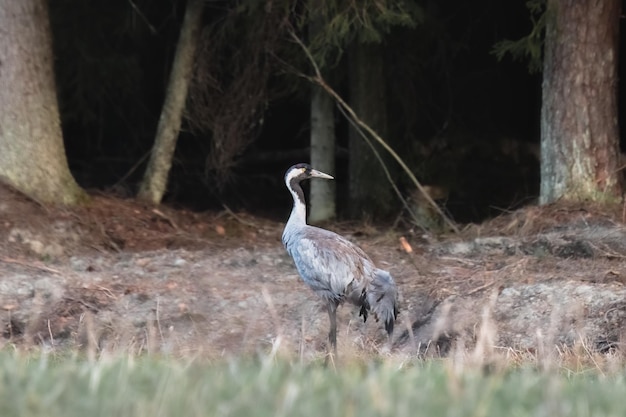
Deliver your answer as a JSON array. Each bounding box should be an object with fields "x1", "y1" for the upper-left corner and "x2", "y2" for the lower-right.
[{"x1": 1, "y1": 351, "x2": 626, "y2": 417}]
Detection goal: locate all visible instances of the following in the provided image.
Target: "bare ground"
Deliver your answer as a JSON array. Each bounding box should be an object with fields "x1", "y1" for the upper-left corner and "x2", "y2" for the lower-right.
[{"x1": 1, "y1": 183, "x2": 626, "y2": 361}]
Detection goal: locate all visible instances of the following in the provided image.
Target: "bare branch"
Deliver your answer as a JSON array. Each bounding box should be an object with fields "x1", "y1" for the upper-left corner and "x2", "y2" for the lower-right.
[{"x1": 289, "y1": 29, "x2": 459, "y2": 233}]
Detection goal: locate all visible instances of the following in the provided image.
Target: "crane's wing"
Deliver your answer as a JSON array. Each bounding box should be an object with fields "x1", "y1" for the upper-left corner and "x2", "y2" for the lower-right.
[{"x1": 285, "y1": 226, "x2": 375, "y2": 301}]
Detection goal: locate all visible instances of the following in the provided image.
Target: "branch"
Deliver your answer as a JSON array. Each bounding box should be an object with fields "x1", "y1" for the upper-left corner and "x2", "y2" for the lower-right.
[{"x1": 289, "y1": 30, "x2": 459, "y2": 234}]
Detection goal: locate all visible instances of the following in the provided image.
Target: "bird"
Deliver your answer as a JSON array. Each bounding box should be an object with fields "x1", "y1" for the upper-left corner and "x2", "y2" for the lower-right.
[{"x1": 281, "y1": 163, "x2": 398, "y2": 356}]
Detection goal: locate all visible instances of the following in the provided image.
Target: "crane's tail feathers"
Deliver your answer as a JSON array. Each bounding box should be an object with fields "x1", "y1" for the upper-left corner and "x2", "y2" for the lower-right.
[{"x1": 367, "y1": 269, "x2": 399, "y2": 338}]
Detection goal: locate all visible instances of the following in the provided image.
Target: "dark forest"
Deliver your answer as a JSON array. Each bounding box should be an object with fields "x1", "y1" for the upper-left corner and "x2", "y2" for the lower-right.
[{"x1": 17, "y1": 0, "x2": 626, "y2": 222}]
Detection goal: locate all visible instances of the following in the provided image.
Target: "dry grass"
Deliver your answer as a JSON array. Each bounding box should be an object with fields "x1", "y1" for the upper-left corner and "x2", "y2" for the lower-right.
[
  {"x1": 1, "y1": 332, "x2": 626, "y2": 417},
  {"x1": 1, "y1": 267, "x2": 625, "y2": 417},
  {"x1": 6, "y1": 282, "x2": 621, "y2": 376}
]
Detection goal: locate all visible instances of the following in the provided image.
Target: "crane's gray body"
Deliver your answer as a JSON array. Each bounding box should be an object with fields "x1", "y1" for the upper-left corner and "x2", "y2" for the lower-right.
[
  {"x1": 283, "y1": 222, "x2": 373, "y2": 305},
  {"x1": 282, "y1": 164, "x2": 398, "y2": 351}
]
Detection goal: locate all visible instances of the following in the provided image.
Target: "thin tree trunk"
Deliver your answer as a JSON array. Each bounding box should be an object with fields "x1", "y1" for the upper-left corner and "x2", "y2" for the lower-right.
[
  {"x1": 348, "y1": 42, "x2": 392, "y2": 218},
  {"x1": 539, "y1": 0, "x2": 622, "y2": 204},
  {"x1": 0, "y1": 0, "x2": 86, "y2": 205},
  {"x1": 138, "y1": 0, "x2": 203, "y2": 204},
  {"x1": 309, "y1": 85, "x2": 336, "y2": 222},
  {"x1": 308, "y1": 14, "x2": 336, "y2": 223}
]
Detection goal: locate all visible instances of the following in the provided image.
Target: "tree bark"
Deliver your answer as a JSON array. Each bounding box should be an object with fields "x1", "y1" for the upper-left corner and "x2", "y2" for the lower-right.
[
  {"x1": 138, "y1": 0, "x2": 203, "y2": 204},
  {"x1": 348, "y1": 42, "x2": 393, "y2": 218},
  {"x1": 309, "y1": 85, "x2": 336, "y2": 222},
  {"x1": 308, "y1": 15, "x2": 336, "y2": 223},
  {"x1": 0, "y1": 0, "x2": 86, "y2": 205},
  {"x1": 539, "y1": 0, "x2": 622, "y2": 204}
]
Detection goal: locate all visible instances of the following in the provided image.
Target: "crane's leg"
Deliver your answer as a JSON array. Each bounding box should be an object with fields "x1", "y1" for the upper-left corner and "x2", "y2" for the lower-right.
[{"x1": 327, "y1": 300, "x2": 338, "y2": 357}]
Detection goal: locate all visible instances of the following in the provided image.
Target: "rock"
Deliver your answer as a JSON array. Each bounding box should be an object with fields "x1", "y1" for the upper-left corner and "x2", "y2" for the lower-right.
[
  {"x1": 0, "y1": 276, "x2": 35, "y2": 298},
  {"x1": 7, "y1": 227, "x2": 66, "y2": 258},
  {"x1": 0, "y1": 274, "x2": 67, "y2": 338},
  {"x1": 70, "y1": 257, "x2": 89, "y2": 271},
  {"x1": 495, "y1": 281, "x2": 626, "y2": 350},
  {"x1": 173, "y1": 258, "x2": 186, "y2": 267},
  {"x1": 403, "y1": 281, "x2": 626, "y2": 354},
  {"x1": 437, "y1": 237, "x2": 517, "y2": 257}
]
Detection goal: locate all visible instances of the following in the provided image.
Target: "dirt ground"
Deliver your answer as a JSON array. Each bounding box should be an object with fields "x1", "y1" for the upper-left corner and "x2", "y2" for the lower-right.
[{"x1": 1, "y1": 182, "x2": 626, "y2": 360}]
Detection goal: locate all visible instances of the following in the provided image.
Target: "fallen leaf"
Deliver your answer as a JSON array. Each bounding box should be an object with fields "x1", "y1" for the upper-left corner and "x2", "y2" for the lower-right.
[{"x1": 400, "y1": 236, "x2": 413, "y2": 254}]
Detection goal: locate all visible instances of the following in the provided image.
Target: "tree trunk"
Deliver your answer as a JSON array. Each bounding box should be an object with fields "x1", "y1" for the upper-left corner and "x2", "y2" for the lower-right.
[
  {"x1": 309, "y1": 85, "x2": 336, "y2": 223},
  {"x1": 348, "y1": 42, "x2": 392, "y2": 218},
  {"x1": 138, "y1": 0, "x2": 203, "y2": 204},
  {"x1": 308, "y1": 15, "x2": 336, "y2": 223},
  {"x1": 539, "y1": 0, "x2": 622, "y2": 204},
  {"x1": 0, "y1": 0, "x2": 86, "y2": 205}
]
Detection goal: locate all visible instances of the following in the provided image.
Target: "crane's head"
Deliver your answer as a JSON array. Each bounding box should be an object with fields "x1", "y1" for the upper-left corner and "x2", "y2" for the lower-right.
[{"x1": 285, "y1": 163, "x2": 334, "y2": 186}]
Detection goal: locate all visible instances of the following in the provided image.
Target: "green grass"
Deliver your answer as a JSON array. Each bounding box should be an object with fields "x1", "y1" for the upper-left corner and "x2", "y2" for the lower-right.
[{"x1": 0, "y1": 352, "x2": 625, "y2": 417}]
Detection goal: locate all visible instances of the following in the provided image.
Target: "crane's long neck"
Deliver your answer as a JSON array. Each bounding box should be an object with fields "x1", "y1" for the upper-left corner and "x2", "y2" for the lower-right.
[{"x1": 287, "y1": 178, "x2": 307, "y2": 227}]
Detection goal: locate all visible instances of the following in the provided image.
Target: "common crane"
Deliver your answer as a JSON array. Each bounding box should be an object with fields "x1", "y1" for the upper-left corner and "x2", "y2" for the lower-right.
[{"x1": 282, "y1": 163, "x2": 398, "y2": 355}]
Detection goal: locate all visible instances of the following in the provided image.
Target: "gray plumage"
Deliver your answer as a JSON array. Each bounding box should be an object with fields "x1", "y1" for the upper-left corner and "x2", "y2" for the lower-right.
[{"x1": 282, "y1": 163, "x2": 398, "y2": 354}]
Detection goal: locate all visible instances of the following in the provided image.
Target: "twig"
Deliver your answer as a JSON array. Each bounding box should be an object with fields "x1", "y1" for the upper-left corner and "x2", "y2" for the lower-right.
[
  {"x1": 155, "y1": 296, "x2": 164, "y2": 343},
  {"x1": 222, "y1": 204, "x2": 258, "y2": 228},
  {"x1": 128, "y1": 0, "x2": 157, "y2": 34},
  {"x1": 47, "y1": 319, "x2": 55, "y2": 346},
  {"x1": 466, "y1": 280, "x2": 497, "y2": 296},
  {"x1": 587, "y1": 241, "x2": 626, "y2": 259},
  {"x1": 64, "y1": 297, "x2": 99, "y2": 312},
  {"x1": 0, "y1": 257, "x2": 62, "y2": 275},
  {"x1": 579, "y1": 334, "x2": 605, "y2": 377},
  {"x1": 300, "y1": 314, "x2": 306, "y2": 364},
  {"x1": 261, "y1": 286, "x2": 283, "y2": 337},
  {"x1": 439, "y1": 256, "x2": 482, "y2": 266},
  {"x1": 7, "y1": 311, "x2": 13, "y2": 339},
  {"x1": 336, "y1": 104, "x2": 425, "y2": 231},
  {"x1": 151, "y1": 208, "x2": 180, "y2": 231},
  {"x1": 95, "y1": 285, "x2": 117, "y2": 299},
  {"x1": 112, "y1": 150, "x2": 151, "y2": 190},
  {"x1": 288, "y1": 29, "x2": 459, "y2": 233}
]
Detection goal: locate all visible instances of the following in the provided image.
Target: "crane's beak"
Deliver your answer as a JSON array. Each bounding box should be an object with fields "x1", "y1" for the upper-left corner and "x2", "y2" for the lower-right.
[{"x1": 310, "y1": 168, "x2": 334, "y2": 180}]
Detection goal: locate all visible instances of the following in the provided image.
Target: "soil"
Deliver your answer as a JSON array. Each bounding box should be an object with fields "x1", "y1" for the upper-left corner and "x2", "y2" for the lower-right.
[{"x1": 1, "y1": 182, "x2": 626, "y2": 360}]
